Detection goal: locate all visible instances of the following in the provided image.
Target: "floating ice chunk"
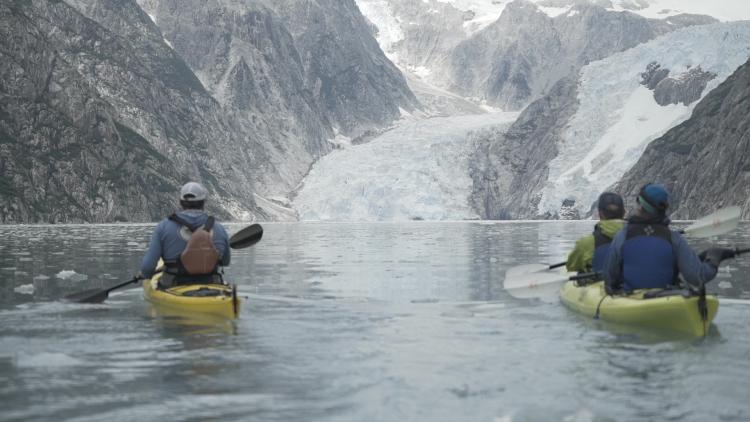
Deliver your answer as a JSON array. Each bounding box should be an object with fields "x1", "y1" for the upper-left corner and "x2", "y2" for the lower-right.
[
  {"x1": 718, "y1": 281, "x2": 732, "y2": 289},
  {"x1": 55, "y1": 270, "x2": 88, "y2": 282},
  {"x1": 14, "y1": 284, "x2": 34, "y2": 295}
]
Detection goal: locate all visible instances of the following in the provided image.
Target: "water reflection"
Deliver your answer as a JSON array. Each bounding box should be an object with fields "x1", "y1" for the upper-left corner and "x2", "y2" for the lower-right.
[
  {"x1": 1, "y1": 222, "x2": 749, "y2": 421},
  {"x1": 2, "y1": 222, "x2": 749, "y2": 306}
]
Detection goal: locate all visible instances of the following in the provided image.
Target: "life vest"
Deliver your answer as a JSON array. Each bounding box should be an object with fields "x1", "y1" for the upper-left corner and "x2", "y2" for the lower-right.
[
  {"x1": 591, "y1": 225, "x2": 614, "y2": 273},
  {"x1": 621, "y1": 222, "x2": 676, "y2": 291},
  {"x1": 168, "y1": 213, "x2": 220, "y2": 276}
]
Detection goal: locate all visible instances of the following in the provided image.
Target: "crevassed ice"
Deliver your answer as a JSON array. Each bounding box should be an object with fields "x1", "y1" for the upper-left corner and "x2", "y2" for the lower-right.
[
  {"x1": 293, "y1": 113, "x2": 518, "y2": 221},
  {"x1": 538, "y1": 22, "x2": 750, "y2": 216},
  {"x1": 354, "y1": 0, "x2": 405, "y2": 58}
]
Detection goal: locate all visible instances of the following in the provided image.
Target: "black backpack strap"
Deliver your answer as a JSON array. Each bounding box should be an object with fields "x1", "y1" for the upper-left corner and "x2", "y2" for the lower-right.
[
  {"x1": 593, "y1": 225, "x2": 613, "y2": 248},
  {"x1": 204, "y1": 216, "x2": 215, "y2": 232},
  {"x1": 169, "y1": 213, "x2": 197, "y2": 232}
]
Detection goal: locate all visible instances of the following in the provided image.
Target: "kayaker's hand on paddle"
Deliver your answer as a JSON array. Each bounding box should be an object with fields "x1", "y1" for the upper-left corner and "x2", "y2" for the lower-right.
[{"x1": 699, "y1": 248, "x2": 736, "y2": 268}]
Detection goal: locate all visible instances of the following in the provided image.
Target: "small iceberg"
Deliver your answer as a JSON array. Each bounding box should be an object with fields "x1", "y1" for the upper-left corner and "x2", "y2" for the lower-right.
[
  {"x1": 14, "y1": 284, "x2": 34, "y2": 295},
  {"x1": 55, "y1": 270, "x2": 88, "y2": 282}
]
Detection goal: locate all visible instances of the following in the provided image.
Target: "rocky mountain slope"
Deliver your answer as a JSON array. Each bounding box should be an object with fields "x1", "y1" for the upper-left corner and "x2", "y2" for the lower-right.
[
  {"x1": 0, "y1": 0, "x2": 419, "y2": 223},
  {"x1": 138, "y1": 0, "x2": 420, "y2": 209},
  {"x1": 0, "y1": 0, "x2": 231, "y2": 223},
  {"x1": 613, "y1": 58, "x2": 750, "y2": 219}
]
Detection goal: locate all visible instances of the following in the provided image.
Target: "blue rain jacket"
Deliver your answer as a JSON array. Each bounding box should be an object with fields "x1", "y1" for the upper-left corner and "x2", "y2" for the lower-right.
[{"x1": 604, "y1": 215, "x2": 717, "y2": 292}]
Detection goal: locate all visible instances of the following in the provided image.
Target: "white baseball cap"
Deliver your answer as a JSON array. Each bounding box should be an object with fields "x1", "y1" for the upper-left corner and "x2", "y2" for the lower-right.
[{"x1": 180, "y1": 182, "x2": 208, "y2": 202}]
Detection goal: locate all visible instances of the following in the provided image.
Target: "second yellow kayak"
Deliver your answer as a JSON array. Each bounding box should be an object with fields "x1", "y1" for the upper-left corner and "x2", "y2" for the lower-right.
[{"x1": 560, "y1": 280, "x2": 718, "y2": 337}]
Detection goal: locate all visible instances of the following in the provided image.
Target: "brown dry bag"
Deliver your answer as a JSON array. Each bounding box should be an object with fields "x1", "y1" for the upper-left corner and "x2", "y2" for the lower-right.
[{"x1": 170, "y1": 214, "x2": 220, "y2": 275}]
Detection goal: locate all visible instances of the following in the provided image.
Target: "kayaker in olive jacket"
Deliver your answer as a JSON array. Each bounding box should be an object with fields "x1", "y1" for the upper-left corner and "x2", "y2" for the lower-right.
[
  {"x1": 603, "y1": 184, "x2": 731, "y2": 293},
  {"x1": 139, "y1": 182, "x2": 230, "y2": 287},
  {"x1": 566, "y1": 192, "x2": 625, "y2": 273}
]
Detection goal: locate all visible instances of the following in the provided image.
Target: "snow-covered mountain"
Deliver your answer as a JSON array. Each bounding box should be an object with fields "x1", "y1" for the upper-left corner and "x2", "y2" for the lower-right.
[
  {"x1": 356, "y1": 0, "x2": 717, "y2": 110},
  {"x1": 293, "y1": 0, "x2": 750, "y2": 222},
  {"x1": 4, "y1": 0, "x2": 748, "y2": 223},
  {"x1": 359, "y1": 0, "x2": 750, "y2": 47},
  {"x1": 538, "y1": 22, "x2": 750, "y2": 217},
  {"x1": 613, "y1": 57, "x2": 750, "y2": 219},
  {"x1": 470, "y1": 21, "x2": 750, "y2": 219}
]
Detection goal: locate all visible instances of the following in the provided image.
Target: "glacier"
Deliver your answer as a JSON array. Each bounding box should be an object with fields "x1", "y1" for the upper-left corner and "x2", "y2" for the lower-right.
[
  {"x1": 293, "y1": 113, "x2": 518, "y2": 221},
  {"x1": 537, "y1": 21, "x2": 750, "y2": 216}
]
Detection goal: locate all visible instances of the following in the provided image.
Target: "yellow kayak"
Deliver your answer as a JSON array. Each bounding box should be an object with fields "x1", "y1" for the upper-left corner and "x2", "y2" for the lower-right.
[
  {"x1": 560, "y1": 281, "x2": 718, "y2": 337},
  {"x1": 143, "y1": 271, "x2": 240, "y2": 319}
]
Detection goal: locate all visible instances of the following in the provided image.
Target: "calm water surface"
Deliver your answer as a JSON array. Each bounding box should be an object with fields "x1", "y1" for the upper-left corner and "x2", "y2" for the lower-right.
[{"x1": 1, "y1": 222, "x2": 749, "y2": 421}]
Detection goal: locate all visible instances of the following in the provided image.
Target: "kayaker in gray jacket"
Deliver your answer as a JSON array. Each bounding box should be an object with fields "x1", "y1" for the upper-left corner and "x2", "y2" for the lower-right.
[
  {"x1": 139, "y1": 182, "x2": 230, "y2": 286},
  {"x1": 603, "y1": 184, "x2": 732, "y2": 293}
]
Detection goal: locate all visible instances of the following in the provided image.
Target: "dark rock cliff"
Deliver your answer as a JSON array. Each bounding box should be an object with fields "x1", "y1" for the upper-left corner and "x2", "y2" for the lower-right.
[
  {"x1": 0, "y1": 0, "x2": 227, "y2": 223},
  {"x1": 274, "y1": 0, "x2": 420, "y2": 133},
  {"x1": 138, "y1": 0, "x2": 420, "y2": 198},
  {"x1": 468, "y1": 77, "x2": 579, "y2": 219}
]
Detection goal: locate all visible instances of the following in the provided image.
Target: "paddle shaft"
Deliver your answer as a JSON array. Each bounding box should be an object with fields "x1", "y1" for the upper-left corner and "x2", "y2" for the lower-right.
[
  {"x1": 105, "y1": 277, "x2": 140, "y2": 294},
  {"x1": 63, "y1": 276, "x2": 140, "y2": 303},
  {"x1": 570, "y1": 272, "x2": 601, "y2": 282}
]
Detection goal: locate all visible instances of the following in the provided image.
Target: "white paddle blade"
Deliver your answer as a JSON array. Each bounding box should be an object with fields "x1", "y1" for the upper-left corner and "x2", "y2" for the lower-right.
[
  {"x1": 504, "y1": 263, "x2": 552, "y2": 278},
  {"x1": 683, "y1": 206, "x2": 741, "y2": 238},
  {"x1": 503, "y1": 269, "x2": 569, "y2": 291},
  {"x1": 505, "y1": 280, "x2": 563, "y2": 303}
]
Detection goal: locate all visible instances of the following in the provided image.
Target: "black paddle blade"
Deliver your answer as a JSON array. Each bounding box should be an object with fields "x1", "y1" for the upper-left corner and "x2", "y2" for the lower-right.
[
  {"x1": 229, "y1": 223, "x2": 263, "y2": 249},
  {"x1": 63, "y1": 277, "x2": 140, "y2": 304},
  {"x1": 63, "y1": 289, "x2": 110, "y2": 304}
]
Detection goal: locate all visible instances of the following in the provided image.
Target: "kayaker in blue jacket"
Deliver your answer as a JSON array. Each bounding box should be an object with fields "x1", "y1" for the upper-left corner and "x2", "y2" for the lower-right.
[
  {"x1": 603, "y1": 184, "x2": 732, "y2": 293},
  {"x1": 139, "y1": 182, "x2": 230, "y2": 287}
]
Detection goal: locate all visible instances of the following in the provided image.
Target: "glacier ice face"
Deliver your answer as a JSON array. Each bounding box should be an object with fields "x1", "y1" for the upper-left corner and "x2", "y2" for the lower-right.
[
  {"x1": 293, "y1": 113, "x2": 518, "y2": 221},
  {"x1": 537, "y1": 21, "x2": 750, "y2": 216}
]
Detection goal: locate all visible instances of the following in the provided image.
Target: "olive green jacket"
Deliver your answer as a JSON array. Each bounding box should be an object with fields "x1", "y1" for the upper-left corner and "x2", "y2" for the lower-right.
[{"x1": 566, "y1": 219, "x2": 625, "y2": 272}]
